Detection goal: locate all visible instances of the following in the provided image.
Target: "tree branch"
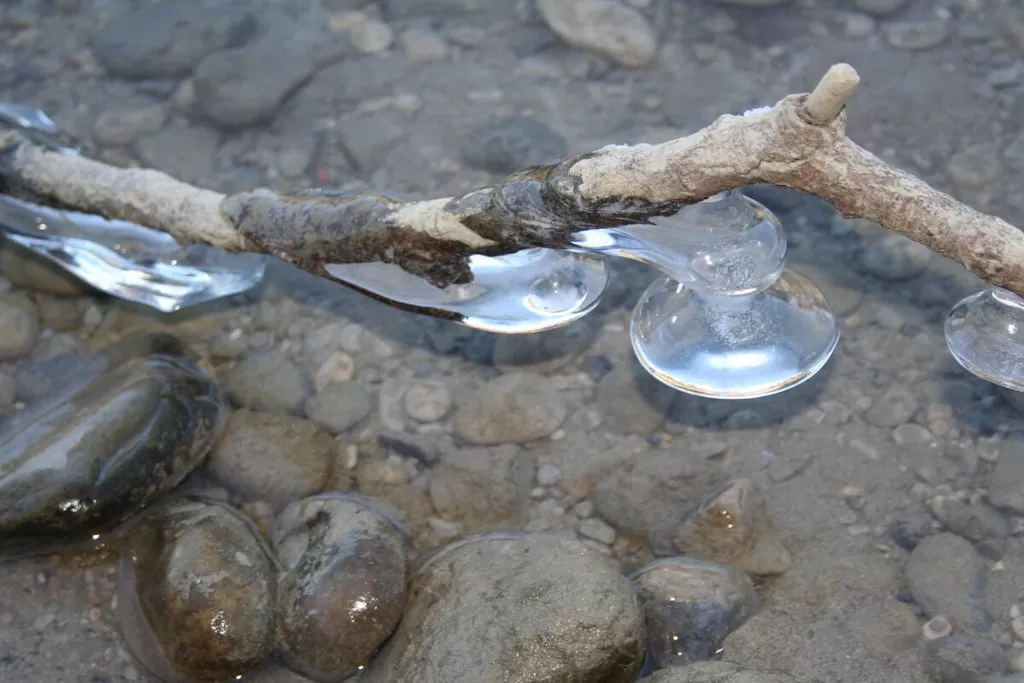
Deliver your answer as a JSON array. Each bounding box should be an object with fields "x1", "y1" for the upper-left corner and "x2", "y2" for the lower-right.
[{"x1": 1, "y1": 63, "x2": 1022, "y2": 297}]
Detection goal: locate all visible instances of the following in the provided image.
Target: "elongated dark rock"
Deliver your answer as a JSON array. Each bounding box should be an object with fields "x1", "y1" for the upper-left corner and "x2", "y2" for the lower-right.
[{"x1": 0, "y1": 333, "x2": 226, "y2": 557}]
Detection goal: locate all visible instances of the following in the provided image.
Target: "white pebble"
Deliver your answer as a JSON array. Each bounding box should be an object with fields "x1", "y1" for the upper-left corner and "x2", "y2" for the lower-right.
[
  {"x1": 578, "y1": 517, "x2": 617, "y2": 545},
  {"x1": 403, "y1": 380, "x2": 452, "y2": 423},
  {"x1": 314, "y1": 351, "x2": 355, "y2": 390},
  {"x1": 922, "y1": 615, "x2": 952, "y2": 640},
  {"x1": 1012, "y1": 616, "x2": 1024, "y2": 641},
  {"x1": 350, "y1": 18, "x2": 394, "y2": 54},
  {"x1": 536, "y1": 464, "x2": 562, "y2": 487}
]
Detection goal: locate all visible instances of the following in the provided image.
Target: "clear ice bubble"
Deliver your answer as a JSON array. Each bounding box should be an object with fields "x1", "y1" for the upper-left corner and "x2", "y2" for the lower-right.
[
  {"x1": 576, "y1": 190, "x2": 839, "y2": 399},
  {"x1": 945, "y1": 287, "x2": 1024, "y2": 391},
  {"x1": 325, "y1": 247, "x2": 608, "y2": 334},
  {"x1": 0, "y1": 195, "x2": 268, "y2": 313}
]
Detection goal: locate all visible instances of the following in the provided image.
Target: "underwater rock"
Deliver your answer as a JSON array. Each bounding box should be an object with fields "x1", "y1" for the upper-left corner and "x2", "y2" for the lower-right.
[
  {"x1": 632, "y1": 557, "x2": 761, "y2": 668},
  {"x1": 273, "y1": 494, "x2": 408, "y2": 682},
  {"x1": 453, "y1": 372, "x2": 567, "y2": 445},
  {"x1": 117, "y1": 497, "x2": 277, "y2": 682},
  {"x1": 673, "y1": 478, "x2": 792, "y2": 576},
  {"x1": 0, "y1": 333, "x2": 226, "y2": 557},
  {"x1": 906, "y1": 533, "x2": 991, "y2": 633},
  {"x1": 362, "y1": 533, "x2": 645, "y2": 683}
]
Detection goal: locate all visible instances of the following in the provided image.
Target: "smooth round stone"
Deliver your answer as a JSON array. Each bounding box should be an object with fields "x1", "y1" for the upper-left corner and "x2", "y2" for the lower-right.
[
  {"x1": 117, "y1": 497, "x2": 277, "y2": 683},
  {"x1": 631, "y1": 557, "x2": 760, "y2": 668},
  {"x1": 0, "y1": 333, "x2": 227, "y2": 557},
  {"x1": 273, "y1": 494, "x2": 408, "y2": 682}
]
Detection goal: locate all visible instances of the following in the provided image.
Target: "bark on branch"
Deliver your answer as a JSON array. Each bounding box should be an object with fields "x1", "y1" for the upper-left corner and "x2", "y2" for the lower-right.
[{"x1": 1, "y1": 63, "x2": 1022, "y2": 296}]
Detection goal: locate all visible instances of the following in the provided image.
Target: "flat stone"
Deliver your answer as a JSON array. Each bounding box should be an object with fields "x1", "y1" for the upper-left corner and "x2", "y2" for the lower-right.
[
  {"x1": 538, "y1": 0, "x2": 657, "y2": 67},
  {"x1": 227, "y1": 349, "x2": 311, "y2": 416},
  {"x1": 453, "y1": 372, "x2": 567, "y2": 445},
  {"x1": 906, "y1": 533, "x2": 991, "y2": 633}
]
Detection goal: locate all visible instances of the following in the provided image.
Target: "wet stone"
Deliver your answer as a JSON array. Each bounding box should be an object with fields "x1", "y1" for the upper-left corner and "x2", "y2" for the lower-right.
[
  {"x1": 273, "y1": 495, "x2": 408, "y2": 682},
  {"x1": 947, "y1": 145, "x2": 1003, "y2": 189},
  {"x1": 453, "y1": 372, "x2": 567, "y2": 445},
  {"x1": 37, "y1": 296, "x2": 89, "y2": 333},
  {"x1": 906, "y1": 533, "x2": 991, "y2": 633},
  {"x1": 923, "y1": 634, "x2": 1008, "y2": 683},
  {"x1": 0, "y1": 370, "x2": 13, "y2": 415},
  {"x1": 931, "y1": 498, "x2": 1010, "y2": 553},
  {"x1": 632, "y1": 557, "x2": 760, "y2": 669},
  {"x1": 460, "y1": 116, "x2": 567, "y2": 175},
  {"x1": 227, "y1": 349, "x2": 311, "y2": 416},
  {"x1": 0, "y1": 334, "x2": 226, "y2": 557},
  {"x1": 674, "y1": 478, "x2": 791, "y2": 576},
  {"x1": 0, "y1": 292, "x2": 38, "y2": 361},
  {"x1": 303, "y1": 380, "x2": 373, "y2": 434},
  {"x1": 362, "y1": 533, "x2": 645, "y2": 683},
  {"x1": 429, "y1": 445, "x2": 532, "y2": 531},
  {"x1": 854, "y1": 0, "x2": 909, "y2": 16},
  {"x1": 402, "y1": 379, "x2": 452, "y2": 423},
  {"x1": 117, "y1": 498, "x2": 277, "y2": 682},
  {"x1": 92, "y1": 0, "x2": 256, "y2": 78},
  {"x1": 207, "y1": 409, "x2": 337, "y2": 507}
]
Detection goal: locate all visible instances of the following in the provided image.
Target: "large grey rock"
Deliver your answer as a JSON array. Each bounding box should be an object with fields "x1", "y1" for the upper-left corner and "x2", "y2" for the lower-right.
[
  {"x1": 906, "y1": 533, "x2": 991, "y2": 633},
  {"x1": 989, "y1": 440, "x2": 1024, "y2": 515},
  {"x1": 362, "y1": 533, "x2": 645, "y2": 683},
  {"x1": 453, "y1": 372, "x2": 567, "y2": 445}
]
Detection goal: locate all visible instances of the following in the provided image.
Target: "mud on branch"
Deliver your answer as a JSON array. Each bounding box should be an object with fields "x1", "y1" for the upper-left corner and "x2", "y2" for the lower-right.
[{"x1": 2, "y1": 63, "x2": 1023, "y2": 296}]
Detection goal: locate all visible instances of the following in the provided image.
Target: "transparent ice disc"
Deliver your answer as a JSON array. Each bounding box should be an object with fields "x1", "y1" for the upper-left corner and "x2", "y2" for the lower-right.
[
  {"x1": 0, "y1": 195, "x2": 268, "y2": 313},
  {"x1": 611, "y1": 190, "x2": 839, "y2": 399},
  {"x1": 631, "y1": 270, "x2": 840, "y2": 399},
  {"x1": 325, "y1": 247, "x2": 608, "y2": 333},
  {"x1": 945, "y1": 287, "x2": 1024, "y2": 390}
]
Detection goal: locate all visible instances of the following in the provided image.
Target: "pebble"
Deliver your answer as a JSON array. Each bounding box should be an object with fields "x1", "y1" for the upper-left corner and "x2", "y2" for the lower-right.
[
  {"x1": 0, "y1": 292, "x2": 38, "y2": 360},
  {"x1": 947, "y1": 145, "x2": 1004, "y2": 189},
  {"x1": 885, "y1": 19, "x2": 950, "y2": 51},
  {"x1": 36, "y1": 296, "x2": 89, "y2": 332},
  {"x1": 596, "y1": 360, "x2": 678, "y2": 435},
  {"x1": 578, "y1": 517, "x2": 617, "y2": 545},
  {"x1": 460, "y1": 116, "x2": 567, "y2": 175},
  {"x1": 361, "y1": 533, "x2": 645, "y2": 682},
  {"x1": 0, "y1": 245, "x2": 89, "y2": 296},
  {"x1": 860, "y1": 234, "x2": 933, "y2": 282},
  {"x1": 227, "y1": 349, "x2": 311, "y2": 415},
  {"x1": 632, "y1": 557, "x2": 760, "y2": 668},
  {"x1": 337, "y1": 111, "x2": 406, "y2": 171},
  {"x1": 193, "y1": 40, "x2": 316, "y2": 128},
  {"x1": 865, "y1": 386, "x2": 919, "y2": 427},
  {"x1": 398, "y1": 27, "x2": 448, "y2": 61},
  {"x1": 136, "y1": 119, "x2": 220, "y2": 184},
  {"x1": 402, "y1": 379, "x2": 452, "y2": 423},
  {"x1": 888, "y1": 514, "x2": 938, "y2": 551},
  {"x1": 429, "y1": 445, "x2": 531, "y2": 531},
  {"x1": 673, "y1": 478, "x2": 791, "y2": 576},
  {"x1": 923, "y1": 634, "x2": 1008, "y2": 683},
  {"x1": 537, "y1": 464, "x2": 562, "y2": 487},
  {"x1": 303, "y1": 380, "x2": 373, "y2": 434},
  {"x1": 492, "y1": 319, "x2": 595, "y2": 374},
  {"x1": 314, "y1": 351, "x2": 355, "y2": 391},
  {"x1": 117, "y1": 498, "x2": 277, "y2": 682},
  {"x1": 923, "y1": 615, "x2": 954, "y2": 641},
  {"x1": 207, "y1": 409, "x2": 337, "y2": 506},
  {"x1": 453, "y1": 372, "x2": 567, "y2": 445},
  {"x1": 906, "y1": 533, "x2": 991, "y2": 633},
  {"x1": 854, "y1": 0, "x2": 909, "y2": 15},
  {"x1": 92, "y1": 103, "x2": 167, "y2": 147},
  {"x1": 989, "y1": 441, "x2": 1024, "y2": 516},
  {"x1": 0, "y1": 333, "x2": 225, "y2": 556},
  {"x1": 537, "y1": 0, "x2": 657, "y2": 68},
  {"x1": 931, "y1": 498, "x2": 1010, "y2": 557},
  {"x1": 349, "y1": 18, "x2": 395, "y2": 54},
  {"x1": 273, "y1": 495, "x2": 408, "y2": 681},
  {"x1": 92, "y1": 1, "x2": 256, "y2": 78}
]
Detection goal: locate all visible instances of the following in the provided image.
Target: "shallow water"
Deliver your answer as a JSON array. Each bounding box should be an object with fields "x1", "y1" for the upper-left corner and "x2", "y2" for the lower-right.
[{"x1": 1, "y1": 0, "x2": 1024, "y2": 682}]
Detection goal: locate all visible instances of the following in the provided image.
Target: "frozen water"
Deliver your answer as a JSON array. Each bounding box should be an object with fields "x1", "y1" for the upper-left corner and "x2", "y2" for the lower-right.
[{"x1": 945, "y1": 287, "x2": 1024, "y2": 391}]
